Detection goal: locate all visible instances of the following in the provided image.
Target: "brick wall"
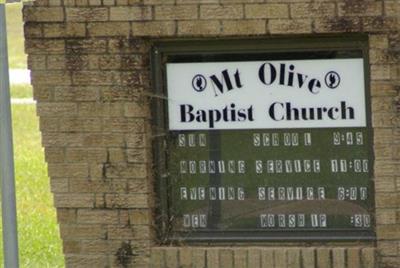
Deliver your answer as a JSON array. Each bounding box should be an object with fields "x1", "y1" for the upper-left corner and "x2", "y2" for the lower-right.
[{"x1": 23, "y1": 0, "x2": 399, "y2": 267}]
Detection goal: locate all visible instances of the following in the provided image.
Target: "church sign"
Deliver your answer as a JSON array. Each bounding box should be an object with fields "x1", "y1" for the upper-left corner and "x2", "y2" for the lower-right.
[{"x1": 153, "y1": 40, "x2": 374, "y2": 241}]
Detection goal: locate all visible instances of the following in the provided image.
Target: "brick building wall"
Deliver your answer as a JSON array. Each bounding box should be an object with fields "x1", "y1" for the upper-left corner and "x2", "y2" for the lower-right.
[{"x1": 23, "y1": 0, "x2": 399, "y2": 267}]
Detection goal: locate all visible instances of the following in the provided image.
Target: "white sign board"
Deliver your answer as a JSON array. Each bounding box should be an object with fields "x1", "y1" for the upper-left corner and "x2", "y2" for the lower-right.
[{"x1": 166, "y1": 59, "x2": 366, "y2": 130}]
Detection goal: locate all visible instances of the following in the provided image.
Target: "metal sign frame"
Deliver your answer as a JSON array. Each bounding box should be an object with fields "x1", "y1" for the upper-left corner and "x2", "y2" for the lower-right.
[
  {"x1": 151, "y1": 35, "x2": 375, "y2": 243},
  {"x1": 0, "y1": 3, "x2": 20, "y2": 267}
]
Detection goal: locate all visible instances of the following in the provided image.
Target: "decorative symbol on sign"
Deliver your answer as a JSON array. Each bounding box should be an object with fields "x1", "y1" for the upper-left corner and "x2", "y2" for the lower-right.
[
  {"x1": 324, "y1": 71, "x2": 341, "y2": 89},
  {"x1": 192, "y1": 74, "x2": 207, "y2": 92}
]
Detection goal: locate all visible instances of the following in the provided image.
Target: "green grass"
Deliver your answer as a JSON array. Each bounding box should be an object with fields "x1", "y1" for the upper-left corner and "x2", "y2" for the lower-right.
[
  {"x1": 10, "y1": 84, "x2": 33, "y2": 99},
  {"x1": 0, "y1": 105, "x2": 64, "y2": 268},
  {"x1": 6, "y1": 3, "x2": 26, "y2": 69}
]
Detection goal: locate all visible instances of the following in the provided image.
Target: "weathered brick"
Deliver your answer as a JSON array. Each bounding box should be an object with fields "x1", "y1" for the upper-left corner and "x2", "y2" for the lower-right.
[
  {"x1": 72, "y1": 70, "x2": 121, "y2": 85},
  {"x1": 164, "y1": 248, "x2": 179, "y2": 268},
  {"x1": 126, "y1": 148, "x2": 148, "y2": 163},
  {"x1": 60, "y1": 118, "x2": 102, "y2": 132},
  {"x1": 347, "y1": 248, "x2": 361, "y2": 268},
  {"x1": 54, "y1": 193, "x2": 94, "y2": 208},
  {"x1": 32, "y1": 71, "x2": 72, "y2": 86},
  {"x1": 221, "y1": 0, "x2": 261, "y2": 3},
  {"x1": 245, "y1": 4, "x2": 289, "y2": 19},
  {"x1": 317, "y1": 248, "x2": 331, "y2": 268},
  {"x1": 370, "y1": 35, "x2": 389, "y2": 49},
  {"x1": 124, "y1": 102, "x2": 150, "y2": 117},
  {"x1": 88, "y1": 22, "x2": 130, "y2": 37},
  {"x1": 261, "y1": 248, "x2": 274, "y2": 267},
  {"x1": 376, "y1": 192, "x2": 399, "y2": 208},
  {"x1": 60, "y1": 224, "x2": 106, "y2": 239},
  {"x1": 376, "y1": 210, "x2": 397, "y2": 225},
  {"x1": 66, "y1": 7, "x2": 108, "y2": 21},
  {"x1": 375, "y1": 177, "x2": 396, "y2": 192},
  {"x1": 24, "y1": 23, "x2": 43, "y2": 38},
  {"x1": 42, "y1": 133, "x2": 85, "y2": 147},
  {"x1": 178, "y1": 20, "x2": 221, "y2": 35},
  {"x1": 361, "y1": 248, "x2": 376, "y2": 268},
  {"x1": 155, "y1": 5, "x2": 198, "y2": 20},
  {"x1": 110, "y1": 6, "x2": 152, "y2": 21},
  {"x1": 77, "y1": 209, "x2": 119, "y2": 224},
  {"x1": 25, "y1": 39, "x2": 65, "y2": 54},
  {"x1": 79, "y1": 240, "x2": 109, "y2": 254},
  {"x1": 57, "y1": 208, "x2": 77, "y2": 224},
  {"x1": 69, "y1": 179, "x2": 127, "y2": 193},
  {"x1": 269, "y1": 19, "x2": 312, "y2": 34},
  {"x1": 108, "y1": 225, "x2": 150, "y2": 240},
  {"x1": 63, "y1": 240, "x2": 82, "y2": 254},
  {"x1": 373, "y1": 113, "x2": 396, "y2": 128},
  {"x1": 144, "y1": 0, "x2": 174, "y2": 4},
  {"x1": 220, "y1": 249, "x2": 234, "y2": 267},
  {"x1": 105, "y1": 193, "x2": 148, "y2": 208},
  {"x1": 192, "y1": 248, "x2": 206, "y2": 268},
  {"x1": 362, "y1": 17, "x2": 398, "y2": 33},
  {"x1": 66, "y1": 39, "x2": 107, "y2": 54},
  {"x1": 338, "y1": 2, "x2": 383, "y2": 17},
  {"x1": 43, "y1": 23, "x2": 86, "y2": 38},
  {"x1": 177, "y1": 0, "x2": 217, "y2": 3},
  {"x1": 373, "y1": 96, "x2": 396, "y2": 113},
  {"x1": 374, "y1": 144, "x2": 394, "y2": 160},
  {"x1": 78, "y1": 102, "x2": 124, "y2": 117},
  {"x1": 48, "y1": 163, "x2": 88, "y2": 178},
  {"x1": 150, "y1": 248, "x2": 165, "y2": 268},
  {"x1": 129, "y1": 209, "x2": 151, "y2": 225},
  {"x1": 374, "y1": 129, "x2": 394, "y2": 144},
  {"x1": 65, "y1": 255, "x2": 109, "y2": 268},
  {"x1": 37, "y1": 102, "x2": 77, "y2": 116},
  {"x1": 370, "y1": 49, "x2": 391, "y2": 64},
  {"x1": 101, "y1": 87, "x2": 143, "y2": 102},
  {"x1": 49, "y1": 0, "x2": 62, "y2": 6},
  {"x1": 274, "y1": 248, "x2": 287, "y2": 267},
  {"x1": 233, "y1": 249, "x2": 247, "y2": 268},
  {"x1": 89, "y1": 164, "x2": 106, "y2": 179},
  {"x1": 247, "y1": 248, "x2": 261, "y2": 268},
  {"x1": 109, "y1": 148, "x2": 125, "y2": 162},
  {"x1": 82, "y1": 133, "x2": 125, "y2": 147},
  {"x1": 384, "y1": 1, "x2": 400, "y2": 17},
  {"x1": 332, "y1": 248, "x2": 345, "y2": 268},
  {"x1": 302, "y1": 248, "x2": 315, "y2": 268},
  {"x1": 39, "y1": 117, "x2": 59, "y2": 132},
  {"x1": 287, "y1": 248, "x2": 300, "y2": 268},
  {"x1": 207, "y1": 248, "x2": 219, "y2": 268},
  {"x1": 222, "y1": 20, "x2": 266, "y2": 35},
  {"x1": 377, "y1": 241, "x2": 398, "y2": 256},
  {"x1": 377, "y1": 225, "x2": 400, "y2": 239},
  {"x1": 380, "y1": 257, "x2": 400, "y2": 268},
  {"x1": 28, "y1": 55, "x2": 46, "y2": 70},
  {"x1": 290, "y1": 3, "x2": 335, "y2": 18},
  {"x1": 102, "y1": 118, "x2": 145, "y2": 133},
  {"x1": 200, "y1": 4, "x2": 243, "y2": 19},
  {"x1": 45, "y1": 147, "x2": 65, "y2": 163},
  {"x1": 54, "y1": 87, "x2": 100, "y2": 102},
  {"x1": 24, "y1": 7, "x2": 64, "y2": 22},
  {"x1": 132, "y1": 21, "x2": 176, "y2": 36},
  {"x1": 314, "y1": 17, "x2": 361, "y2": 33},
  {"x1": 47, "y1": 54, "x2": 87, "y2": 70},
  {"x1": 179, "y1": 248, "x2": 192, "y2": 268},
  {"x1": 50, "y1": 178, "x2": 69, "y2": 193}
]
